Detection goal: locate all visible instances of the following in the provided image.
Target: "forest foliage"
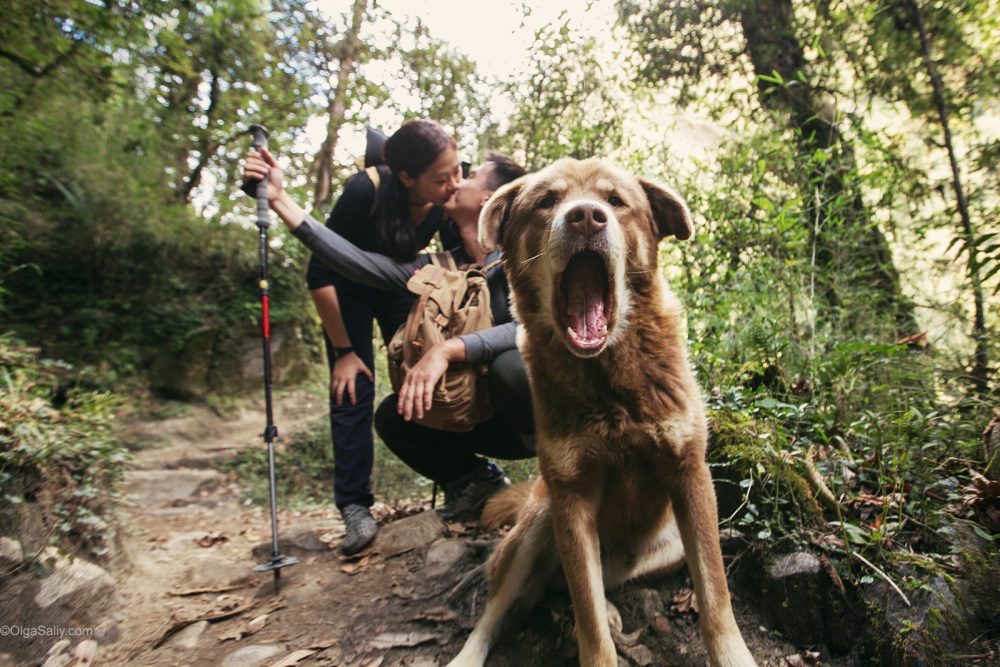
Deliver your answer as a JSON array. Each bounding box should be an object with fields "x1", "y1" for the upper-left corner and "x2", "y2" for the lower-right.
[{"x1": 0, "y1": 0, "x2": 997, "y2": 597}]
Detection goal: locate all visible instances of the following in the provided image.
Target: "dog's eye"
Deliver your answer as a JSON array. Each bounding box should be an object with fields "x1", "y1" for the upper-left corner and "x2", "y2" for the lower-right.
[
  {"x1": 607, "y1": 194, "x2": 625, "y2": 207},
  {"x1": 537, "y1": 192, "x2": 558, "y2": 210}
]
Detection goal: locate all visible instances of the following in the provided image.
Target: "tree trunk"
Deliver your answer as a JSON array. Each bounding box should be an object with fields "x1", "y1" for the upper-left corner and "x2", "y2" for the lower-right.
[
  {"x1": 310, "y1": 0, "x2": 366, "y2": 211},
  {"x1": 179, "y1": 68, "x2": 222, "y2": 203},
  {"x1": 739, "y1": 0, "x2": 918, "y2": 336},
  {"x1": 904, "y1": 0, "x2": 989, "y2": 397}
]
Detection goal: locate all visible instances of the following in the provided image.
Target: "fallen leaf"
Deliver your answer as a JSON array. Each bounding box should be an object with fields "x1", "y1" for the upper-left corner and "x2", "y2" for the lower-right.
[
  {"x1": 670, "y1": 588, "x2": 699, "y2": 615},
  {"x1": 195, "y1": 533, "x2": 229, "y2": 548},
  {"x1": 341, "y1": 555, "x2": 371, "y2": 575},
  {"x1": 618, "y1": 643, "x2": 655, "y2": 666},
  {"x1": 267, "y1": 649, "x2": 316, "y2": 667},
  {"x1": 785, "y1": 651, "x2": 823, "y2": 666},
  {"x1": 307, "y1": 638, "x2": 338, "y2": 650},
  {"x1": 152, "y1": 597, "x2": 256, "y2": 648},
  {"x1": 411, "y1": 607, "x2": 458, "y2": 623},
  {"x1": 246, "y1": 613, "x2": 269, "y2": 634},
  {"x1": 167, "y1": 580, "x2": 248, "y2": 597},
  {"x1": 368, "y1": 631, "x2": 438, "y2": 650}
]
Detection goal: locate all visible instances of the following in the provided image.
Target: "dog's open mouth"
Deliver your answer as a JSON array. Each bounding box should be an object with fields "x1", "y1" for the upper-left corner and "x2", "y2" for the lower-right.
[{"x1": 557, "y1": 250, "x2": 614, "y2": 355}]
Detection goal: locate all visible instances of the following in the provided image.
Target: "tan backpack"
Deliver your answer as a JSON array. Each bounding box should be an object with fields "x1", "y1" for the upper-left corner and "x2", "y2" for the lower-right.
[{"x1": 387, "y1": 252, "x2": 500, "y2": 432}]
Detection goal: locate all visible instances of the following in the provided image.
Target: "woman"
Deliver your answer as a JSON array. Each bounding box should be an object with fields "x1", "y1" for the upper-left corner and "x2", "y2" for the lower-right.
[
  {"x1": 300, "y1": 120, "x2": 462, "y2": 556},
  {"x1": 243, "y1": 147, "x2": 534, "y2": 548}
]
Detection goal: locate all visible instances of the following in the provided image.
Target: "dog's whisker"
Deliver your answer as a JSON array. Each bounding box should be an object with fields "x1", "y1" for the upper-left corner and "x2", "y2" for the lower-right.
[{"x1": 520, "y1": 251, "x2": 546, "y2": 266}]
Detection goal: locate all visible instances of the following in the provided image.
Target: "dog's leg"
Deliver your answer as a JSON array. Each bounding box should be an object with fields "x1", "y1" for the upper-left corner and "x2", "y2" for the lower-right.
[
  {"x1": 672, "y1": 461, "x2": 756, "y2": 667},
  {"x1": 448, "y1": 500, "x2": 556, "y2": 667},
  {"x1": 550, "y1": 489, "x2": 618, "y2": 667}
]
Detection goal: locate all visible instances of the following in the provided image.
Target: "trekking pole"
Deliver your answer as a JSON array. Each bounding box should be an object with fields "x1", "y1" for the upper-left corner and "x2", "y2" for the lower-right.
[{"x1": 247, "y1": 124, "x2": 298, "y2": 592}]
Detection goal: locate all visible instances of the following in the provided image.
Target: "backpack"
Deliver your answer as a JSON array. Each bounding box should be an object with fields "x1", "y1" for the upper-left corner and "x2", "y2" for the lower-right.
[{"x1": 386, "y1": 252, "x2": 501, "y2": 432}]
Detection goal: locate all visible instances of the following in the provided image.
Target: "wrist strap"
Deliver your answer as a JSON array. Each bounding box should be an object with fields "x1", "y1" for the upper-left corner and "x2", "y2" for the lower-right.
[{"x1": 334, "y1": 346, "x2": 354, "y2": 358}]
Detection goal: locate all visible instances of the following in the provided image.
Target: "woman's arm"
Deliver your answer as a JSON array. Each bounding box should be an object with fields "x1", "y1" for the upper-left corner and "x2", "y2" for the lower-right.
[
  {"x1": 459, "y1": 321, "x2": 518, "y2": 365},
  {"x1": 243, "y1": 147, "x2": 425, "y2": 293}
]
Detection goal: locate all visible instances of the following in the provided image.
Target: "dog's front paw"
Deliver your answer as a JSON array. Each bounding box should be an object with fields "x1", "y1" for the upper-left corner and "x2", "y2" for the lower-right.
[{"x1": 446, "y1": 639, "x2": 489, "y2": 667}]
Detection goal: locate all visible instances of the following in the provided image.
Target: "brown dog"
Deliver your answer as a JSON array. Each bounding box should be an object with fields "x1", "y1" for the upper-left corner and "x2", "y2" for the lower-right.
[{"x1": 446, "y1": 158, "x2": 756, "y2": 667}]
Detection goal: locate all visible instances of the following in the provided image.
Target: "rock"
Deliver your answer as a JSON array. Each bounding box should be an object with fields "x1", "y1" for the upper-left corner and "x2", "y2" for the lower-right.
[
  {"x1": 71, "y1": 639, "x2": 97, "y2": 665},
  {"x1": 376, "y1": 511, "x2": 446, "y2": 558},
  {"x1": 252, "y1": 529, "x2": 330, "y2": 559},
  {"x1": 34, "y1": 556, "x2": 115, "y2": 612},
  {"x1": 40, "y1": 640, "x2": 71, "y2": 667},
  {"x1": 613, "y1": 588, "x2": 664, "y2": 629},
  {"x1": 182, "y1": 554, "x2": 246, "y2": 589},
  {"x1": 0, "y1": 537, "x2": 24, "y2": 568},
  {"x1": 422, "y1": 539, "x2": 470, "y2": 578},
  {"x1": 122, "y1": 469, "x2": 220, "y2": 506},
  {"x1": 149, "y1": 328, "x2": 218, "y2": 401},
  {"x1": 93, "y1": 620, "x2": 119, "y2": 644},
  {"x1": 757, "y1": 551, "x2": 855, "y2": 654},
  {"x1": 861, "y1": 574, "x2": 968, "y2": 667},
  {"x1": 220, "y1": 643, "x2": 286, "y2": 667},
  {"x1": 167, "y1": 620, "x2": 210, "y2": 650}
]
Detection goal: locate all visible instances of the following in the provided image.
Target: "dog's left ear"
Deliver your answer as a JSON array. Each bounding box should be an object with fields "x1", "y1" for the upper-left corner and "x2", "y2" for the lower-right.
[
  {"x1": 640, "y1": 178, "x2": 694, "y2": 241},
  {"x1": 479, "y1": 177, "x2": 525, "y2": 252}
]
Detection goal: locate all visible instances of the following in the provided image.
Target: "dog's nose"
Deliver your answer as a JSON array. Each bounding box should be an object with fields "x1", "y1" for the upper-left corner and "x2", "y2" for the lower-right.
[{"x1": 566, "y1": 203, "x2": 607, "y2": 237}]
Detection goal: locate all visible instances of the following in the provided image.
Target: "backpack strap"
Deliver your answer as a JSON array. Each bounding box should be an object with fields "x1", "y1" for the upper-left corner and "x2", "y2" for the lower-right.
[{"x1": 364, "y1": 165, "x2": 381, "y2": 217}]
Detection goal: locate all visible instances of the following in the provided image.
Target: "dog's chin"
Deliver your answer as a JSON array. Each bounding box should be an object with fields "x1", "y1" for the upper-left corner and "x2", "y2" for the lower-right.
[{"x1": 553, "y1": 249, "x2": 617, "y2": 359}]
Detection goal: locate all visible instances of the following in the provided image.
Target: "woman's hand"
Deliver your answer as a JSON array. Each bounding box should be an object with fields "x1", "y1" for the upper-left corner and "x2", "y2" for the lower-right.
[
  {"x1": 332, "y1": 352, "x2": 374, "y2": 407},
  {"x1": 242, "y1": 147, "x2": 285, "y2": 204},
  {"x1": 398, "y1": 339, "x2": 465, "y2": 422}
]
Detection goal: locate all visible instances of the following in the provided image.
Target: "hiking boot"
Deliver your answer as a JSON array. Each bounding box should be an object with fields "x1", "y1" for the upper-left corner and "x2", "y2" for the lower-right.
[
  {"x1": 340, "y1": 504, "x2": 377, "y2": 555},
  {"x1": 438, "y1": 461, "x2": 511, "y2": 521}
]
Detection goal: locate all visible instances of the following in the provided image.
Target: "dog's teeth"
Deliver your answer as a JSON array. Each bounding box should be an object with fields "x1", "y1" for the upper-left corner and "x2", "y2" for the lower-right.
[
  {"x1": 599, "y1": 324, "x2": 608, "y2": 336},
  {"x1": 566, "y1": 326, "x2": 580, "y2": 341}
]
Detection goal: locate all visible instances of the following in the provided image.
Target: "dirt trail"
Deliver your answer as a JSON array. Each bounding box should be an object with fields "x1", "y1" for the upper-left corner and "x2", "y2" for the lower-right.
[{"x1": 41, "y1": 392, "x2": 853, "y2": 667}]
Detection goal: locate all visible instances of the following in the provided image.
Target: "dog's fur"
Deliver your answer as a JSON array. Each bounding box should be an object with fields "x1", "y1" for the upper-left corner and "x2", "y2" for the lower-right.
[{"x1": 447, "y1": 158, "x2": 755, "y2": 667}]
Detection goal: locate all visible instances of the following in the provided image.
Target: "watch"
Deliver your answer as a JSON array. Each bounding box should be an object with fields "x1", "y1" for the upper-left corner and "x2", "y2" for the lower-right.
[{"x1": 334, "y1": 346, "x2": 354, "y2": 358}]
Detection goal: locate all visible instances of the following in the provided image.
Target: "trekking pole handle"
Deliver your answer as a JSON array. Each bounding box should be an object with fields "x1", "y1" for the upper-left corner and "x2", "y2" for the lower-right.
[{"x1": 249, "y1": 124, "x2": 270, "y2": 229}]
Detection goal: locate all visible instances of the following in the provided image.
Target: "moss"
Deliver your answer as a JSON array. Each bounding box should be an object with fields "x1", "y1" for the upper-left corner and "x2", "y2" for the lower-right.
[{"x1": 708, "y1": 408, "x2": 824, "y2": 521}]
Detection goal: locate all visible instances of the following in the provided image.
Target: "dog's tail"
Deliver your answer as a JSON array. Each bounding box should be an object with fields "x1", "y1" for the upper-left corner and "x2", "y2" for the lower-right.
[{"x1": 481, "y1": 481, "x2": 534, "y2": 530}]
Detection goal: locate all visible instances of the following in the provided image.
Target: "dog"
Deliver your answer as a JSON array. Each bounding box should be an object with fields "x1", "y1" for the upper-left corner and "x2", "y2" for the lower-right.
[{"x1": 447, "y1": 158, "x2": 756, "y2": 667}]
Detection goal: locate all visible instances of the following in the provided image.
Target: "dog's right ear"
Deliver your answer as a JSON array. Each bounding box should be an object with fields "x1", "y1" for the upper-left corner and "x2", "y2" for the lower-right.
[{"x1": 479, "y1": 177, "x2": 525, "y2": 252}]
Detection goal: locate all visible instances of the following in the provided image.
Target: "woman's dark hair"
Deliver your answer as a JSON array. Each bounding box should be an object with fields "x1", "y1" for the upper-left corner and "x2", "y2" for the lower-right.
[{"x1": 374, "y1": 119, "x2": 456, "y2": 260}]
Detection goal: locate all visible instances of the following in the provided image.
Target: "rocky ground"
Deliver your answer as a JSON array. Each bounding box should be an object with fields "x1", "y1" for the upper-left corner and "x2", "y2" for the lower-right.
[{"x1": 0, "y1": 391, "x2": 971, "y2": 667}]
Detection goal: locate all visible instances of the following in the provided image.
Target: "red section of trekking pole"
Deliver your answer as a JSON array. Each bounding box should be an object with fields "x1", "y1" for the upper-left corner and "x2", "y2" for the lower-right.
[
  {"x1": 247, "y1": 124, "x2": 297, "y2": 592},
  {"x1": 262, "y1": 292, "x2": 270, "y2": 340}
]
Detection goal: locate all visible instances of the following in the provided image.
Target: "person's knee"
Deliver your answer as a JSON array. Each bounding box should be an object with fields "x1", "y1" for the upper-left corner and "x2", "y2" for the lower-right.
[{"x1": 373, "y1": 395, "x2": 402, "y2": 444}]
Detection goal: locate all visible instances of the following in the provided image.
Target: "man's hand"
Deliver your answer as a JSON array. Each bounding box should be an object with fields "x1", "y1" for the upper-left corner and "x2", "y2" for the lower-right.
[
  {"x1": 332, "y1": 352, "x2": 374, "y2": 406},
  {"x1": 242, "y1": 147, "x2": 285, "y2": 204},
  {"x1": 398, "y1": 339, "x2": 465, "y2": 421}
]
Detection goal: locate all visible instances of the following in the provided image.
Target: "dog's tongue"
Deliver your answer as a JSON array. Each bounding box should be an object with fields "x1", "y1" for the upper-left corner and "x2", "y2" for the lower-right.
[{"x1": 564, "y1": 252, "x2": 608, "y2": 344}]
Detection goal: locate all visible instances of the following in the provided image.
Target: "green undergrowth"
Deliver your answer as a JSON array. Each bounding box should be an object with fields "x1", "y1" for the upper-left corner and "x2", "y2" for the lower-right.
[
  {"x1": 702, "y1": 335, "x2": 998, "y2": 638},
  {"x1": 0, "y1": 335, "x2": 130, "y2": 560}
]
